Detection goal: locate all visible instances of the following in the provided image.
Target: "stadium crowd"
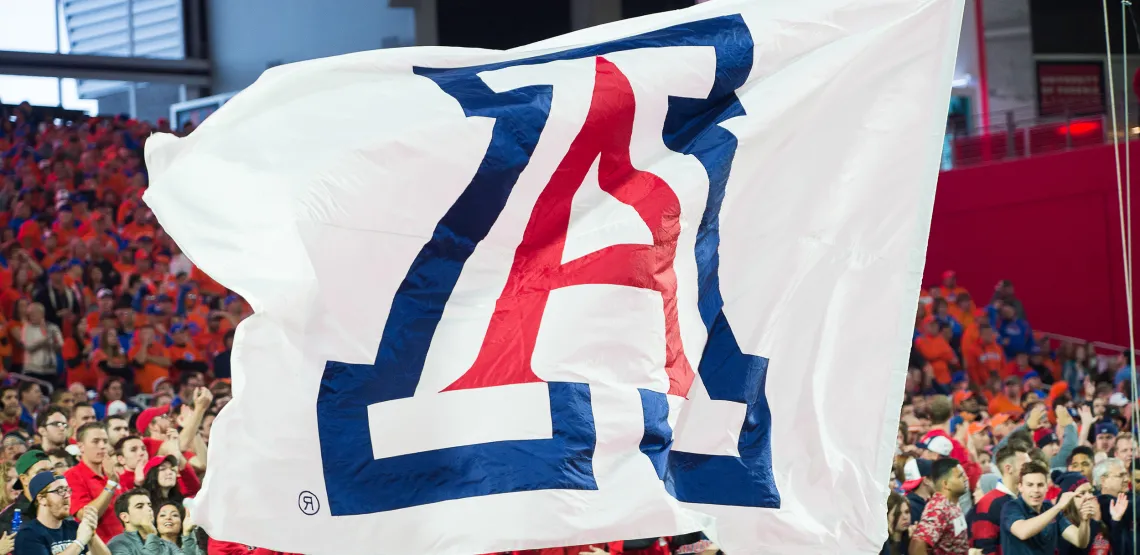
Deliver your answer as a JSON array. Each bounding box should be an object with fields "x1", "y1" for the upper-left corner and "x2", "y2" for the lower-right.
[
  {"x1": 893, "y1": 272, "x2": 1140, "y2": 555},
  {"x1": 6, "y1": 95, "x2": 1136, "y2": 555}
]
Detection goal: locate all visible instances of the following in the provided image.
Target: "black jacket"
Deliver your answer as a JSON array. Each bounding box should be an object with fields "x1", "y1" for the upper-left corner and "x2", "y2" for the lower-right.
[{"x1": 0, "y1": 494, "x2": 33, "y2": 536}]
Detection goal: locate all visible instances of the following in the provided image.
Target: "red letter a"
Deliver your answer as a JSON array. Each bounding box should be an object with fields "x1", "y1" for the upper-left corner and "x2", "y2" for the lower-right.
[{"x1": 445, "y1": 56, "x2": 695, "y2": 398}]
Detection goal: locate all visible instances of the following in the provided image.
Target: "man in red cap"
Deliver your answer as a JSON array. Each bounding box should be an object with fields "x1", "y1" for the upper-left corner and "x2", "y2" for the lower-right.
[
  {"x1": 136, "y1": 406, "x2": 173, "y2": 459},
  {"x1": 937, "y1": 271, "x2": 969, "y2": 304},
  {"x1": 137, "y1": 387, "x2": 211, "y2": 460}
]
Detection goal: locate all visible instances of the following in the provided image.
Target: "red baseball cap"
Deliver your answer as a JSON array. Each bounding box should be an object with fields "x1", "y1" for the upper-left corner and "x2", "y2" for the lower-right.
[
  {"x1": 136, "y1": 406, "x2": 169, "y2": 433},
  {"x1": 141, "y1": 455, "x2": 177, "y2": 478},
  {"x1": 942, "y1": 270, "x2": 956, "y2": 280}
]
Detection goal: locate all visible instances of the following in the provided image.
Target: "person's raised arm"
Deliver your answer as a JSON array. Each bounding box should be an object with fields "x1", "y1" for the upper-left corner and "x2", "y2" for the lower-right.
[
  {"x1": 1077, "y1": 405, "x2": 1096, "y2": 447},
  {"x1": 179, "y1": 388, "x2": 213, "y2": 453},
  {"x1": 1053, "y1": 408, "x2": 1078, "y2": 469},
  {"x1": 997, "y1": 405, "x2": 1045, "y2": 451},
  {"x1": 1010, "y1": 493, "x2": 1074, "y2": 540}
]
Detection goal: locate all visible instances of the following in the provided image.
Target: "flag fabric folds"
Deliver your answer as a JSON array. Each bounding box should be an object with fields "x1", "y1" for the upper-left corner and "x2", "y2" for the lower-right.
[{"x1": 143, "y1": 0, "x2": 964, "y2": 553}]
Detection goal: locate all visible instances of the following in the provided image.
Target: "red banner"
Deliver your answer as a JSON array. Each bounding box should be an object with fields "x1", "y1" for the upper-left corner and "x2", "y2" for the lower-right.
[{"x1": 1037, "y1": 62, "x2": 1105, "y2": 116}]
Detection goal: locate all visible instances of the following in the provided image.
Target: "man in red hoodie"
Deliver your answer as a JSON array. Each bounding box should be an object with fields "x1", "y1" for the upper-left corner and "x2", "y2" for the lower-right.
[{"x1": 920, "y1": 395, "x2": 982, "y2": 491}]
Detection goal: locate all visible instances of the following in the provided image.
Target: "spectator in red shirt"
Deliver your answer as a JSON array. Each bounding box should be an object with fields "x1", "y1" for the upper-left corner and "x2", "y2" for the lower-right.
[
  {"x1": 114, "y1": 436, "x2": 149, "y2": 489},
  {"x1": 136, "y1": 406, "x2": 174, "y2": 458},
  {"x1": 63, "y1": 421, "x2": 122, "y2": 542},
  {"x1": 910, "y1": 458, "x2": 970, "y2": 555}
]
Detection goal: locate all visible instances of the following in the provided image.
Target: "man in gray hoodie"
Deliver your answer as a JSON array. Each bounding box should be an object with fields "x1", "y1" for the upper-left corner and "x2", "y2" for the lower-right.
[{"x1": 105, "y1": 488, "x2": 198, "y2": 555}]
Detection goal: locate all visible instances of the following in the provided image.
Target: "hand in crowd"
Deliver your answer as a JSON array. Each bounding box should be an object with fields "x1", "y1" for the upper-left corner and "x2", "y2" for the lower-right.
[
  {"x1": 138, "y1": 512, "x2": 158, "y2": 537},
  {"x1": 194, "y1": 386, "x2": 214, "y2": 409},
  {"x1": 1079, "y1": 496, "x2": 1100, "y2": 522},
  {"x1": 1078, "y1": 404, "x2": 1094, "y2": 425},
  {"x1": 1110, "y1": 493, "x2": 1129, "y2": 522},
  {"x1": 1054, "y1": 405, "x2": 1073, "y2": 428},
  {"x1": 1026, "y1": 404, "x2": 1047, "y2": 430},
  {"x1": 0, "y1": 532, "x2": 13, "y2": 555},
  {"x1": 183, "y1": 509, "x2": 196, "y2": 536},
  {"x1": 1056, "y1": 491, "x2": 1077, "y2": 510},
  {"x1": 76, "y1": 506, "x2": 98, "y2": 545}
]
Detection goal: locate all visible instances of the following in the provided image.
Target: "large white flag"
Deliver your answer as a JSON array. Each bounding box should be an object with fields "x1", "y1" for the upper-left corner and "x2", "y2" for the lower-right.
[{"x1": 144, "y1": 0, "x2": 963, "y2": 553}]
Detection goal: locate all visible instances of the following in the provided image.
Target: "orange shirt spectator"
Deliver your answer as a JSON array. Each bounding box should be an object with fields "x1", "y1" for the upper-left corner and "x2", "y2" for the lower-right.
[
  {"x1": 915, "y1": 320, "x2": 959, "y2": 385},
  {"x1": 935, "y1": 270, "x2": 970, "y2": 303},
  {"x1": 129, "y1": 327, "x2": 172, "y2": 394},
  {"x1": 963, "y1": 326, "x2": 1005, "y2": 386},
  {"x1": 987, "y1": 377, "x2": 1025, "y2": 418}
]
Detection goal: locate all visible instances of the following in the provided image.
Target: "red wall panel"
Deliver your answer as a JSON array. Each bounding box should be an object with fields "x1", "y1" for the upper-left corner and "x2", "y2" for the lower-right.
[{"x1": 928, "y1": 142, "x2": 1139, "y2": 346}]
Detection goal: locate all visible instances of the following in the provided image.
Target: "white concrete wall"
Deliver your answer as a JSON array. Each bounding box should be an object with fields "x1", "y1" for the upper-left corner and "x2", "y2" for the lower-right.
[{"x1": 980, "y1": 0, "x2": 1036, "y2": 120}]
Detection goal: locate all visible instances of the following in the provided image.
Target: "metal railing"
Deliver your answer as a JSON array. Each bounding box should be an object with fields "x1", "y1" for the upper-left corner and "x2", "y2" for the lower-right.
[
  {"x1": 944, "y1": 106, "x2": 1112, "y2": 170},
  {"x1": 5, "y1": 373, "x2": 54, "y2": 396},
  {"x1": 1039, "y1": 331, "x2": 1129, "y2": 355}
]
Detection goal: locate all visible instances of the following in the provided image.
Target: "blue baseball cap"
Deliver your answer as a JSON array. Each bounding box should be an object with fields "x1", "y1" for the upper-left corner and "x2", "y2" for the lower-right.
[
  {"x1": 27, "y1": 471, "x2": 61, "y2": 500},
  {"x1": 1095, "y1": 421, "x2": 1120, "y2": 437}
]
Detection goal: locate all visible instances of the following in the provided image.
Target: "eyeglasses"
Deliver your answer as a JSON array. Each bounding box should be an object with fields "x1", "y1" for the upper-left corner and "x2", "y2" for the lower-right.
[
  {"x1": 44, "y1": 486, "x2": 71, "y2": 497},
  {"x1": 44, "y1": 422, "x2": 67, "y2": 429}
]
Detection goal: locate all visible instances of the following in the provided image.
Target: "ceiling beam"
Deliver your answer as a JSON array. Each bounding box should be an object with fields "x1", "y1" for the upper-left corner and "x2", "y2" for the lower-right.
[{"x1": 0, "y1": 50, "x2": 210, "y2": 86}]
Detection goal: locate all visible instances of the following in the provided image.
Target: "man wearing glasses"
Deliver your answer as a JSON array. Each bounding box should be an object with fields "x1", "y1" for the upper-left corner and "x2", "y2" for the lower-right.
[
  {"x1": 1093, "y1": 458, "x2": 1134, "y2": 555},
  {"x1": 13, "y1": 471, "x2": 110, "y2": 555},
  {"x1": 35, "y1": 406, "x2": 70, "y2": 453}
]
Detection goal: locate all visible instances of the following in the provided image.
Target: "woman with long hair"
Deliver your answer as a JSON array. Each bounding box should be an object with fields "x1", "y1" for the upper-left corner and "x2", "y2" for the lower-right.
[
  {"x1": 153, "y1": 500, "x2": 202, "y2": 555},
  {"x1": 0, "y1": 461, "x2": 17, "y2": 510},
  {"x1": 142, "y1": 455, "x2": 184, "y2": 508},
  {"x1": 881, "y1": 491, "x2": 911, "y2": 555}
]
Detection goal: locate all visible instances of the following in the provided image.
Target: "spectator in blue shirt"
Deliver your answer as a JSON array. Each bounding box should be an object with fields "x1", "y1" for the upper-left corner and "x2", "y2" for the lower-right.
[
  {"x1": 995, "y1": 305, "x2": 1035, "y2": 358},
  {"x1": 1000, "y1": 463, "x2": 1093, "y2": 555},
  {"x1": 1113, "y1": 351, "x2": 1133, "y2": 388}
]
